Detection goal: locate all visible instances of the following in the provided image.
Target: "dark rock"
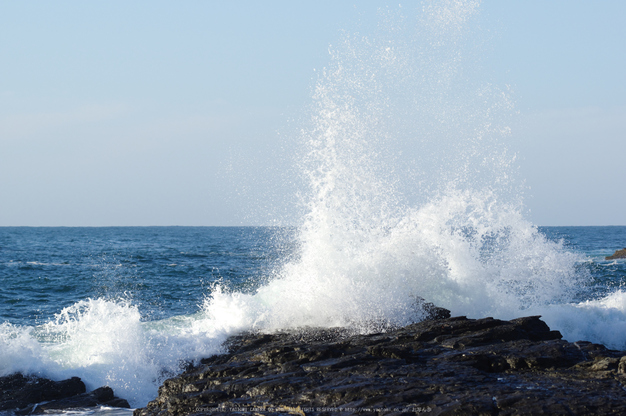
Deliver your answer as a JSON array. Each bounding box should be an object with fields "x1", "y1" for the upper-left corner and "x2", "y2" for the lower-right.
[
  {"x1": 134, "y1": 315, "x2": 626, "y2": 416},
  {"x1": 413, "y1": 296, "x2": 452, "y2": 320},
  {"x1": 27, "y1": 386, "x2": 131, "y2": 414},
  {"x1": 0, "y1": 374, "x2": 129, "y2": 414},
  {"x1": 606, "y1": 248, "x2": 626, "y2": 260},
  {"x1": 0, "y1": 374, "x2": 84, "y2": 411}
]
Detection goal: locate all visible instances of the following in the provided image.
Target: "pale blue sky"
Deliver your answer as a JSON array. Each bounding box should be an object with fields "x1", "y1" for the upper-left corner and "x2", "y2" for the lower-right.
[{"x1": 1, "y1": 1, "x2": 624, "y2": 226}]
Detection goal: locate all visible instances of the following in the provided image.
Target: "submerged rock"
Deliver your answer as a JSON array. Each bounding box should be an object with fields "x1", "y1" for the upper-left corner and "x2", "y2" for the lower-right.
[
  {"x1": 135, "y1": 314, "x2": 626, "y2": 416},
  {"x1": 606, "y1": 248, "x2": 626, "y2": 260},
  {"x1": 0, "y1": 373, "x2": 130, "y2": 414}
]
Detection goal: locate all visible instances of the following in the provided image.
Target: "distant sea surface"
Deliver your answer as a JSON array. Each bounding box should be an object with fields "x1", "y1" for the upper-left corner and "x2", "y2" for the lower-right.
[{"x1": 0, "y1": 227, "x2": 287, "y2": 327}]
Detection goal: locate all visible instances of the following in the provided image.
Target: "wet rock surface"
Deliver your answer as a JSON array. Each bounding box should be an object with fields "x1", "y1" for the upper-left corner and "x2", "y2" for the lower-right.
[
  {"x1": 135, "y1": 315, "x2": 626, "y2": 416},
  {"x1": 606, "y1": 248, "x2": 626, "y2": 260},
  {"x1": 0, "y1": 373, "x2": 130, "y2": 414}
]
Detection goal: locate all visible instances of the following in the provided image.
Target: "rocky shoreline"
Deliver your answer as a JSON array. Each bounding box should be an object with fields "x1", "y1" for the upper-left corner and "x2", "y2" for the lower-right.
[
  {"x1": 5, "y1": 311, "x2": 626, "y2": 415},
  {"x1": 133, "y1": 313, "x2": 626, "y2": 416},
  {"x1": 0, "y1": 373, "x2": 130, "y2": 414}
]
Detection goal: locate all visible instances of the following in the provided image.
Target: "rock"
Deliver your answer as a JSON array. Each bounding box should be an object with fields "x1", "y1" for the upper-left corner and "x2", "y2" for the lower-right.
[
  {"x1": 0, "y1": 374, "x2": 85, "y2": 411},
  {"x1": 0, "y1": 374, "x2": 130, "y2": 414},
  {"x1": 413, "y1": 296, "x2": 452, "y2": 320},
  {"x1": 26, "y1": 386, "x2": 131, "y2": 414},
  {"x1": 606, "y1": 248, "x2": 626, "y2": 260},
  {"x1": 134, "y1": 315, "x2": 626, "y2": 416}
]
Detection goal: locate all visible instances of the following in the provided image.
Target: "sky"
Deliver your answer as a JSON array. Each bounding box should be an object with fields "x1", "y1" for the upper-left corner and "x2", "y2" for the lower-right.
[{"x1": 1, "y1": 1, "x2": 624, "y2": 226}]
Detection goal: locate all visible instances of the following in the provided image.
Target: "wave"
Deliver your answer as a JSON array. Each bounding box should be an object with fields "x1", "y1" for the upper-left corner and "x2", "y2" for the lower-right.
[
  {"x1": 534, "y1": 290, "x2": 626, "y2": 350},
  {"x1": 201, "y1": 0, "x2": 589, "y2": 336},
  {"x1": 0, "y1": 299, "x2": 228, "y2": 407}
]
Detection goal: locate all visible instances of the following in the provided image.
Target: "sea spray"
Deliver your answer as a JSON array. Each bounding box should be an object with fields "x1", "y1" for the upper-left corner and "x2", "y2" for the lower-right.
[
  {"x1": 533, "y1": 290, "x2": 626, "y2": 350},
  {"x1": 202, "y1": 1, "x2": 587, "y2": 333},
  {"x1": 1, "y1": 299, "x2": 229, "y2": 407},
  {"x1": 0, "y1": 322, "x2": 46, "y2": 376}
]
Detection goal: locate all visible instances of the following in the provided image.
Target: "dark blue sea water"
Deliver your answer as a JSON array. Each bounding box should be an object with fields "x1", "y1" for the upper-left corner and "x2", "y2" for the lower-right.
[
  {"x1": 539, "y1": 226, "x2": 626, "y2": 298},
  {"x1": 0, "y1": 227, "x2": 290, "y2": 327}
]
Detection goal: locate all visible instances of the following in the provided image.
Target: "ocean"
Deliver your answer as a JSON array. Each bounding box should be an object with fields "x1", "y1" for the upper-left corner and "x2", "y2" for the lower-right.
[
  {"x1": 3, "y1": 1, "x2": 625, "y2": 412},
  {"x1": 1, "y1": 226, "x2": 625, "y2": 409}
]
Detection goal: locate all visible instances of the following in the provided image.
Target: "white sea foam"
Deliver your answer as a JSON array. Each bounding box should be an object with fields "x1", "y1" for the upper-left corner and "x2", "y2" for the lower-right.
[
  {"x1": 0, "y1": 299, "x2": 228, "y2": 407},
  {"x1": 203, "y1": 189, "x2": 586, "y2": 333},
  {"x1": 532, "y1": 290, "x2": 626, "y2": 350},
  {"x1": 0, "y1": 322, "x2": 47, "y2": 376}
]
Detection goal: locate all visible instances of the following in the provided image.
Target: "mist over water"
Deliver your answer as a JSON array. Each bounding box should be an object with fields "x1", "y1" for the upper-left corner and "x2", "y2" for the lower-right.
[{"x1": 2, "y1": 1, "x2": 626, "y2": 410}]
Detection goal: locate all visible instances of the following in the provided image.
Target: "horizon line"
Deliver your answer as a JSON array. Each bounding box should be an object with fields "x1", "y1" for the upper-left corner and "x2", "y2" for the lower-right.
[{"x1": 1, "y1": 224, "x2": 625, "y2": 228}]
